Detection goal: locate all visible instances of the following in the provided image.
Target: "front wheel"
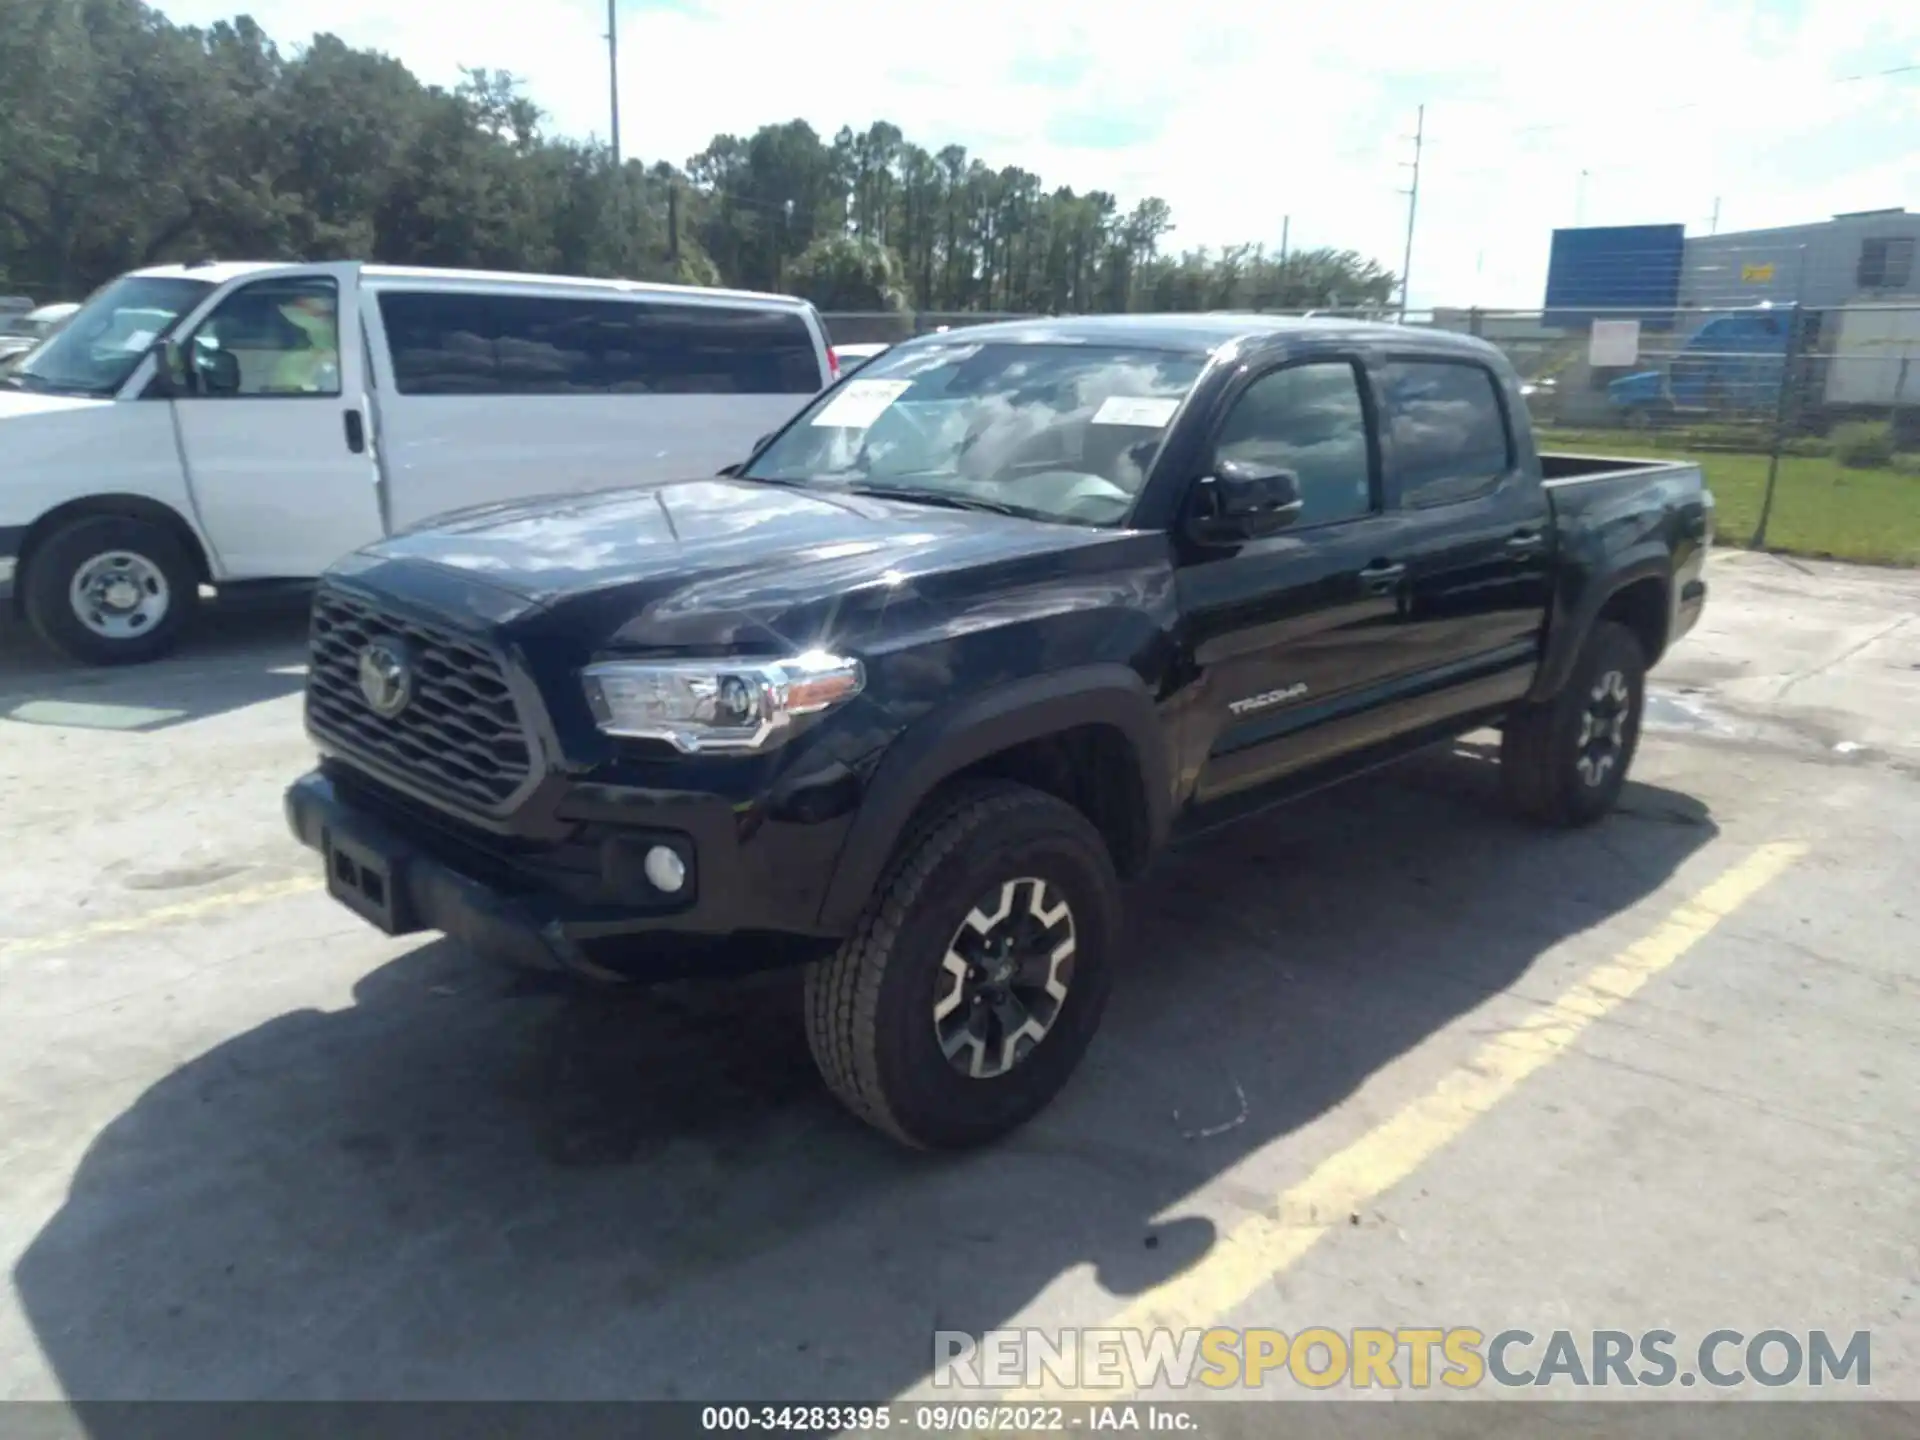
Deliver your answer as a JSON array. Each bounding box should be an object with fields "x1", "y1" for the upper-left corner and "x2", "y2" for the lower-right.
[
  {"x1": 1501, "y1": 620, "x2": 1647, "y2": 827},
  {"x1": 803, "y1": 781, "x2": 1122, "y2": 1149},
  {"x1": 22, "y1": 515, "x2": 199, "y2": 666}
]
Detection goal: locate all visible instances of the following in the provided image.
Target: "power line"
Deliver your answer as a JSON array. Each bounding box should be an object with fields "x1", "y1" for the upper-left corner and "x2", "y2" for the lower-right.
[{"x1": 1503, "y1": 58, "x2": 1918, "y2": 137}]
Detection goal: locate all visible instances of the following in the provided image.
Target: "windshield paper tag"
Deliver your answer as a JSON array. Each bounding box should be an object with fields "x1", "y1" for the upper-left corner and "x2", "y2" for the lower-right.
[
  {"x1": 1091, "y1": 395, "x2": 1180, "y2": 428},
  {"x1": 811, "y1": 379, "x2": 913, "y2": 429}
]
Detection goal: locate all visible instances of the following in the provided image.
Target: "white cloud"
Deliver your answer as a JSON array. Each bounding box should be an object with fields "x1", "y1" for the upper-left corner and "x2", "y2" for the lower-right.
[{"x1": 159, "y1": 0, "x2": 1920, "y2": 307}]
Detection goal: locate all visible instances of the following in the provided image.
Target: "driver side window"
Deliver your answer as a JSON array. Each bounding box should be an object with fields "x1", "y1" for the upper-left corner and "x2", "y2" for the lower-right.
[
  {"x1": 1215, "y1": 360, "x2": 1373, "y2": 528},
  {"x1": 185, "y1": 278, "x2": 341, "y2": 398}
]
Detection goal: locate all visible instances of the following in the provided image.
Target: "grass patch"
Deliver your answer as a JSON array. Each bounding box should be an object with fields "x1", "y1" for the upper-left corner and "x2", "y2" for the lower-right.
[{"x1": 1539, "y1": 429, "x2": 1920, "y2": 566}]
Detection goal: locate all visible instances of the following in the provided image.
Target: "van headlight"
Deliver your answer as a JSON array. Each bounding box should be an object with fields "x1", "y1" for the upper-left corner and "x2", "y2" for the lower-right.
[{"x1": 582, "y1": 651, "x2": 865, "y2": 753}]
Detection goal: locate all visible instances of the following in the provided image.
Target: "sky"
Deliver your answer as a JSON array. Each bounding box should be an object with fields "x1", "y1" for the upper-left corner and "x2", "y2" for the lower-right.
[{"x1": 154, "y1": 0, "x2": 1919, "y2": 309}]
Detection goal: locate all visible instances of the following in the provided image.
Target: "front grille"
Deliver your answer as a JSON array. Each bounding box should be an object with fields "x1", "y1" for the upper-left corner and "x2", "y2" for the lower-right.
[{"x1": 307, "y1": 587, "x2": 532, "y2": 811}]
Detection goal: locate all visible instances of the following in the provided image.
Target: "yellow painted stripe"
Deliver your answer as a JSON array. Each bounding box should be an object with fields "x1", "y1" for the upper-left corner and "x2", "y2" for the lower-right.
[
  {"x1": 0, "y1": 876, "x2": 323, "y2": 960},
  {"x1": 1017, "y1": 839, "x2": 1808, "y2": 1400}
]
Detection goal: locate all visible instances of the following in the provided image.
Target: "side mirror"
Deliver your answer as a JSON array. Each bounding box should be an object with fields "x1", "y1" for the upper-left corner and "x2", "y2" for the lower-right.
[
  {"x1": 1185, "y1": 459, "x2": 1304, "y2": 546},
  {"x1": 145, "y1": 339, "x2": 183, "y2": 397},
  {"x1": 197, "y1": 344, "x2": 241, "y2": 397},
  {"x1": 719, "y1": 434, "x2": 775, "y2": 478}
]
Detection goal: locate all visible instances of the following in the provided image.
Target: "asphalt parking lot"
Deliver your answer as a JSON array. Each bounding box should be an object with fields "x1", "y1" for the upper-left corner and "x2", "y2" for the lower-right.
[{"x1": 0, "y1": 550, "x2": 1914, "y2": 1413}]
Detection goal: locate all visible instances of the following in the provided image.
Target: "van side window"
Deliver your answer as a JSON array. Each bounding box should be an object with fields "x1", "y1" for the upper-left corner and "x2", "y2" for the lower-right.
[
  {"x1": 1379, "y1": 360, "x2": 1512, "y2": 507},
  {"x1": 1214, "y1": 360, "x2": 1373, "y2": 528},
  {"x1": 186, "y1": 278, "x2": 340, "y2": 398},
  {"x1": 607, "y1": 304, "x2": 822, "y2": 395},
  {"x1": 379, "y1": 292, "x2": 497, "y2": 395},
  {"x1": 378, "y1": 292, "x2": 821, "y2": 396}
]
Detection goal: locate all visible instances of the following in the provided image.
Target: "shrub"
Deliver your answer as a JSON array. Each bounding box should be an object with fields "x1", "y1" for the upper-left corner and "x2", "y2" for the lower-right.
[{"x1": 1831, "y1": 421, "x2": 1896, "y2": 469}]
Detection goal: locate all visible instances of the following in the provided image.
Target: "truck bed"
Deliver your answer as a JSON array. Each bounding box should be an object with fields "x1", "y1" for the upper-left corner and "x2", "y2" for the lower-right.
[{"x1": 1538, "y1": 452, "x2": 1701, "y2": 485}]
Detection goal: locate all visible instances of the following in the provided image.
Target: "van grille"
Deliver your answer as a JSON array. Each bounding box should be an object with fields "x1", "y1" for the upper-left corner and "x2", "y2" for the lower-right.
[{"x1": 306, "y1": 587, "x2": 531, "y2": 811}]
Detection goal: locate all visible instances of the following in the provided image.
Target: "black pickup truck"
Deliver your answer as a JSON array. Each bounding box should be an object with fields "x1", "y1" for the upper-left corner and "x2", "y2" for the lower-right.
[{"x1": 285, "y1": 315, "x2": 1712, "y2": 1149}]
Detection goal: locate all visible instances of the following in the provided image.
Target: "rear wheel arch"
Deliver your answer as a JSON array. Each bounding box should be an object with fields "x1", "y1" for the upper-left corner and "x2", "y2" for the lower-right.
[
  {"x1": 1595, "y1": 575, "x2": 1670, "y2": 669},
  {"x1": 1530, "y1": 557, "x2": 1671, "y2": 703}
]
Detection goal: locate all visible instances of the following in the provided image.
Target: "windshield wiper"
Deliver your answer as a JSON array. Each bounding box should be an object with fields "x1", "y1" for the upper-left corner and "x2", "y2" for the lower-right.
[{"x1": 843, "y1": 483, "x2": 1050, "y2": 521}]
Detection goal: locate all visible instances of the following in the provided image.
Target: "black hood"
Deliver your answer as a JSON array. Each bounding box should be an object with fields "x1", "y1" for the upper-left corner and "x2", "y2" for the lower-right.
[{"x1": 340, "y1": 478, "x2": 1144, "y2": 652}]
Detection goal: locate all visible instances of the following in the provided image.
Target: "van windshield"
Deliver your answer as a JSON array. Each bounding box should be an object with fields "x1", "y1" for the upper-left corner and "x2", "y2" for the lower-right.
[
  {"x1": 6, "y1": 276, "x2": 213, "y2": 397},
  {"x1": 744, "y1": 341, "x2": 1206, "y2": 527}
]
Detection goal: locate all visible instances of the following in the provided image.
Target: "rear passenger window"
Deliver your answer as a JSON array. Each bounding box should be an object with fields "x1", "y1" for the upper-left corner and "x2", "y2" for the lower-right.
[
  {"x1": 1380, "y1": 360, "x2": 1513, "y2": 506},
  {"x1": 1214, "y1": 360, "x2": 1373, "y2": 528},
  {"x1": 378, "y1": 292, "x2": 822, "y2": 396}
]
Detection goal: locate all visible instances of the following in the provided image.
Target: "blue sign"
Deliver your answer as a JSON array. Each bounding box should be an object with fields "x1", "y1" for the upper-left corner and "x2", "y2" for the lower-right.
[{"x1": 1544, "y1": 224, "x2": 1684, "y2": 329}]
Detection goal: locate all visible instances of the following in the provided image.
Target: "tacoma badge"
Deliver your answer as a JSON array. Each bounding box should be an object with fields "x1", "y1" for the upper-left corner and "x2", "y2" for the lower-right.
[{"x1": 1228, "y1": 682, "x2": 1308, "y2": 716}]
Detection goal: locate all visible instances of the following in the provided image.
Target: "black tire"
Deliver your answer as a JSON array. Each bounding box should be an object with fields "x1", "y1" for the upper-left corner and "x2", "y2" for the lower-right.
[
  {"x1": 22, "y1": 515, "x2": 199, "y2": 666},
  {"x1": 803, "y1": 781, "x2": 1122, "y2": 1150},
  {"x1": 1502, "y1": 620, "x2": 1647, "y2": 827}
]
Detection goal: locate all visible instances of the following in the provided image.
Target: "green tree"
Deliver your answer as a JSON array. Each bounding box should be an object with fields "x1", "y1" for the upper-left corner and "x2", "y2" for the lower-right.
[
  {"x1": 0, "y1": 0, "x2": 1398, "y2": 316},
  {"x1": 786, "y1": 234, "x2": 908, "y2": 312}
]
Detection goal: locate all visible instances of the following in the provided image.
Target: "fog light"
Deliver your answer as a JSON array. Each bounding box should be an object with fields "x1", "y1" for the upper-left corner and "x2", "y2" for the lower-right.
[{"x1": 643, "y1": 845, "x2": 687, "y2": 893}]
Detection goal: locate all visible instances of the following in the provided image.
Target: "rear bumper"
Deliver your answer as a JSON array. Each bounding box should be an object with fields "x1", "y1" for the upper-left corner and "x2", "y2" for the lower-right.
[
  {"x1": 1674, "y1": 577, "x2": 1707, "y2": 646},
  {"x1": 285, "y1": 769, "x2": 840, "y2": 982}
]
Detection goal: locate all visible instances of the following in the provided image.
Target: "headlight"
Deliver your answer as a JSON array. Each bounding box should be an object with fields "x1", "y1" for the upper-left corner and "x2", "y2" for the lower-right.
[{"x1": 581, "y1": 650, "x2": 865, "y2": 753}]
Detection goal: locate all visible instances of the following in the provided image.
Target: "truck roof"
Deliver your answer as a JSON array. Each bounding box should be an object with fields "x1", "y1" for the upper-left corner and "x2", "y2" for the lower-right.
[
  {"x1": 918, "y1": 312, "x2": 1504, "y2": 360},
  {"x1": 125, "y1": 261, "x2": 812, "y2": 309}
]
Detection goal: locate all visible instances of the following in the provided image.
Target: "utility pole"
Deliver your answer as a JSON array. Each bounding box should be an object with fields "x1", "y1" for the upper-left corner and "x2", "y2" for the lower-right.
[
  {"x1": 1709, "y1": 196, "x2": 1721, "y2": 235},
  {"x1": 1397, "y1": 105, "x2": 1424, "y2": 321},
  {"x1": 1279, "y1": 215, "x2": 1290, "y2": 265},
  {"x1": 606, "y1": 0, "x2": 621, "y2": 170},
  {"x1": 605, "y1": 0, "x2": 626, "y2": 270}
]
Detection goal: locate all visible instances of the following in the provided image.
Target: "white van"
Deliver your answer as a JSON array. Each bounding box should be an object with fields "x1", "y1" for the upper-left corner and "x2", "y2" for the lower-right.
[{"x1": 0, "y1": 261, "x2": 837, "y2": 664}]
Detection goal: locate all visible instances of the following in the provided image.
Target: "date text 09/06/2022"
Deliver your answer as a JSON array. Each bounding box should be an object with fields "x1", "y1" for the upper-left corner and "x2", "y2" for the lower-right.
[{"x1": 699, "y1": 1404, "x2": 1196, "y2": 1432}]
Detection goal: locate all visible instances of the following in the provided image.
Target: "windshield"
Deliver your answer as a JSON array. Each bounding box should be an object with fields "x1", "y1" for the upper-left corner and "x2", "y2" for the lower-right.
[
  {"x1": 8, "y1": 276, "x2": 213, "y2": 396},
  {"x1": 745, "y1": 341, "x2": 1207, "y2": 526}
]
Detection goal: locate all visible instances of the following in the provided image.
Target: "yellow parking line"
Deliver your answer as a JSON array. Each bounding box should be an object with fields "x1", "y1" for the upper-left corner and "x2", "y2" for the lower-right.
[
  {"x1": 0, "y1": 876, "x2": 323, "y2": 960},
  {"x1": 1018, "y1": 838, "x2": 1809, "y2": 1400}
]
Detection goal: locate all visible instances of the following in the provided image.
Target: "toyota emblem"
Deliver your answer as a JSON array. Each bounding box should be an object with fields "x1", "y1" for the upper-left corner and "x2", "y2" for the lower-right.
[{"x1": 357, "y1": 637, "x2": 414, "y2": 719}]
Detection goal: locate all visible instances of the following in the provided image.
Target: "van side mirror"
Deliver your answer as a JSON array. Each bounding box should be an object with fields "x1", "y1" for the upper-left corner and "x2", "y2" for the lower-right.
[
  {"x1": 1185, "y1": 459, "x2": 1304, "y2": 546},
  {"x1": 145, "y1": 339, "x2": 182, "y2": 397},
  {"x1": 196, "y1": 344, "x2": 241, "y2": 397}
]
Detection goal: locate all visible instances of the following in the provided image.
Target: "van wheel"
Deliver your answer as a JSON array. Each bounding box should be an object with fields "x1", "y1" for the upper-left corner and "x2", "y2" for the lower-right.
[
  {"x1": 23, "y1": 515, "x2": 199, "y2": 666},
  {"x1": 803, "y1": 781, "x2": 1121, "y2": 1149},
  {"x1": 1502, "y1": 620, "x2": 1646, "y2": 827}
]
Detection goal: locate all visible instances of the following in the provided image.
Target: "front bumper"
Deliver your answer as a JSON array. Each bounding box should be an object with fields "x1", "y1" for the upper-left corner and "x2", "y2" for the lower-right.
[{"x1": 284, "y1": 768, "x2": 845, "y2": 982}]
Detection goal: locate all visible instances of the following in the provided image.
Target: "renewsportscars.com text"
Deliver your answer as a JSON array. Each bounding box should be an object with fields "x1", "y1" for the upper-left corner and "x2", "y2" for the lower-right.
[{"x1": 933, "y1": 1327, "x2": 1872, "y2": 1391}]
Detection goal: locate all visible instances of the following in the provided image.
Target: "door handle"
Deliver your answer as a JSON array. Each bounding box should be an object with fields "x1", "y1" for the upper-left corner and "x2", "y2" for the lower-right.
[
  {"x1": 343, "y1": 409, "x2": 366, "y2": 455},
  {"x1": 1506, "y1": 529, "x2": 1545, "y2": 556},
  {"x1": 1357, "y1": 560, "x2": 1407, "y2": 594}
]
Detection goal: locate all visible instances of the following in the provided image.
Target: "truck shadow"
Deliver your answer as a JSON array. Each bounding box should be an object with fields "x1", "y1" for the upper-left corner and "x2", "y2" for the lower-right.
[
  {"x1": 0, "y1": 595, "x2": 310, "y2": 732},
  {"x1": 13, "y1": 745, "x2": 1718, "y2": 1404}
]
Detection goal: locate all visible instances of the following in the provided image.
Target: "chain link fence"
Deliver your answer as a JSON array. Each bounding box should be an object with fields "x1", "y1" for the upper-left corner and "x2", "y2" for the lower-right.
[
  {"x1": 824, "y1": 303, "x2": 1920, "y2": 565},
  {"x1": 1420, "y1": 303, "x2": 1920, "y2": 564}
]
